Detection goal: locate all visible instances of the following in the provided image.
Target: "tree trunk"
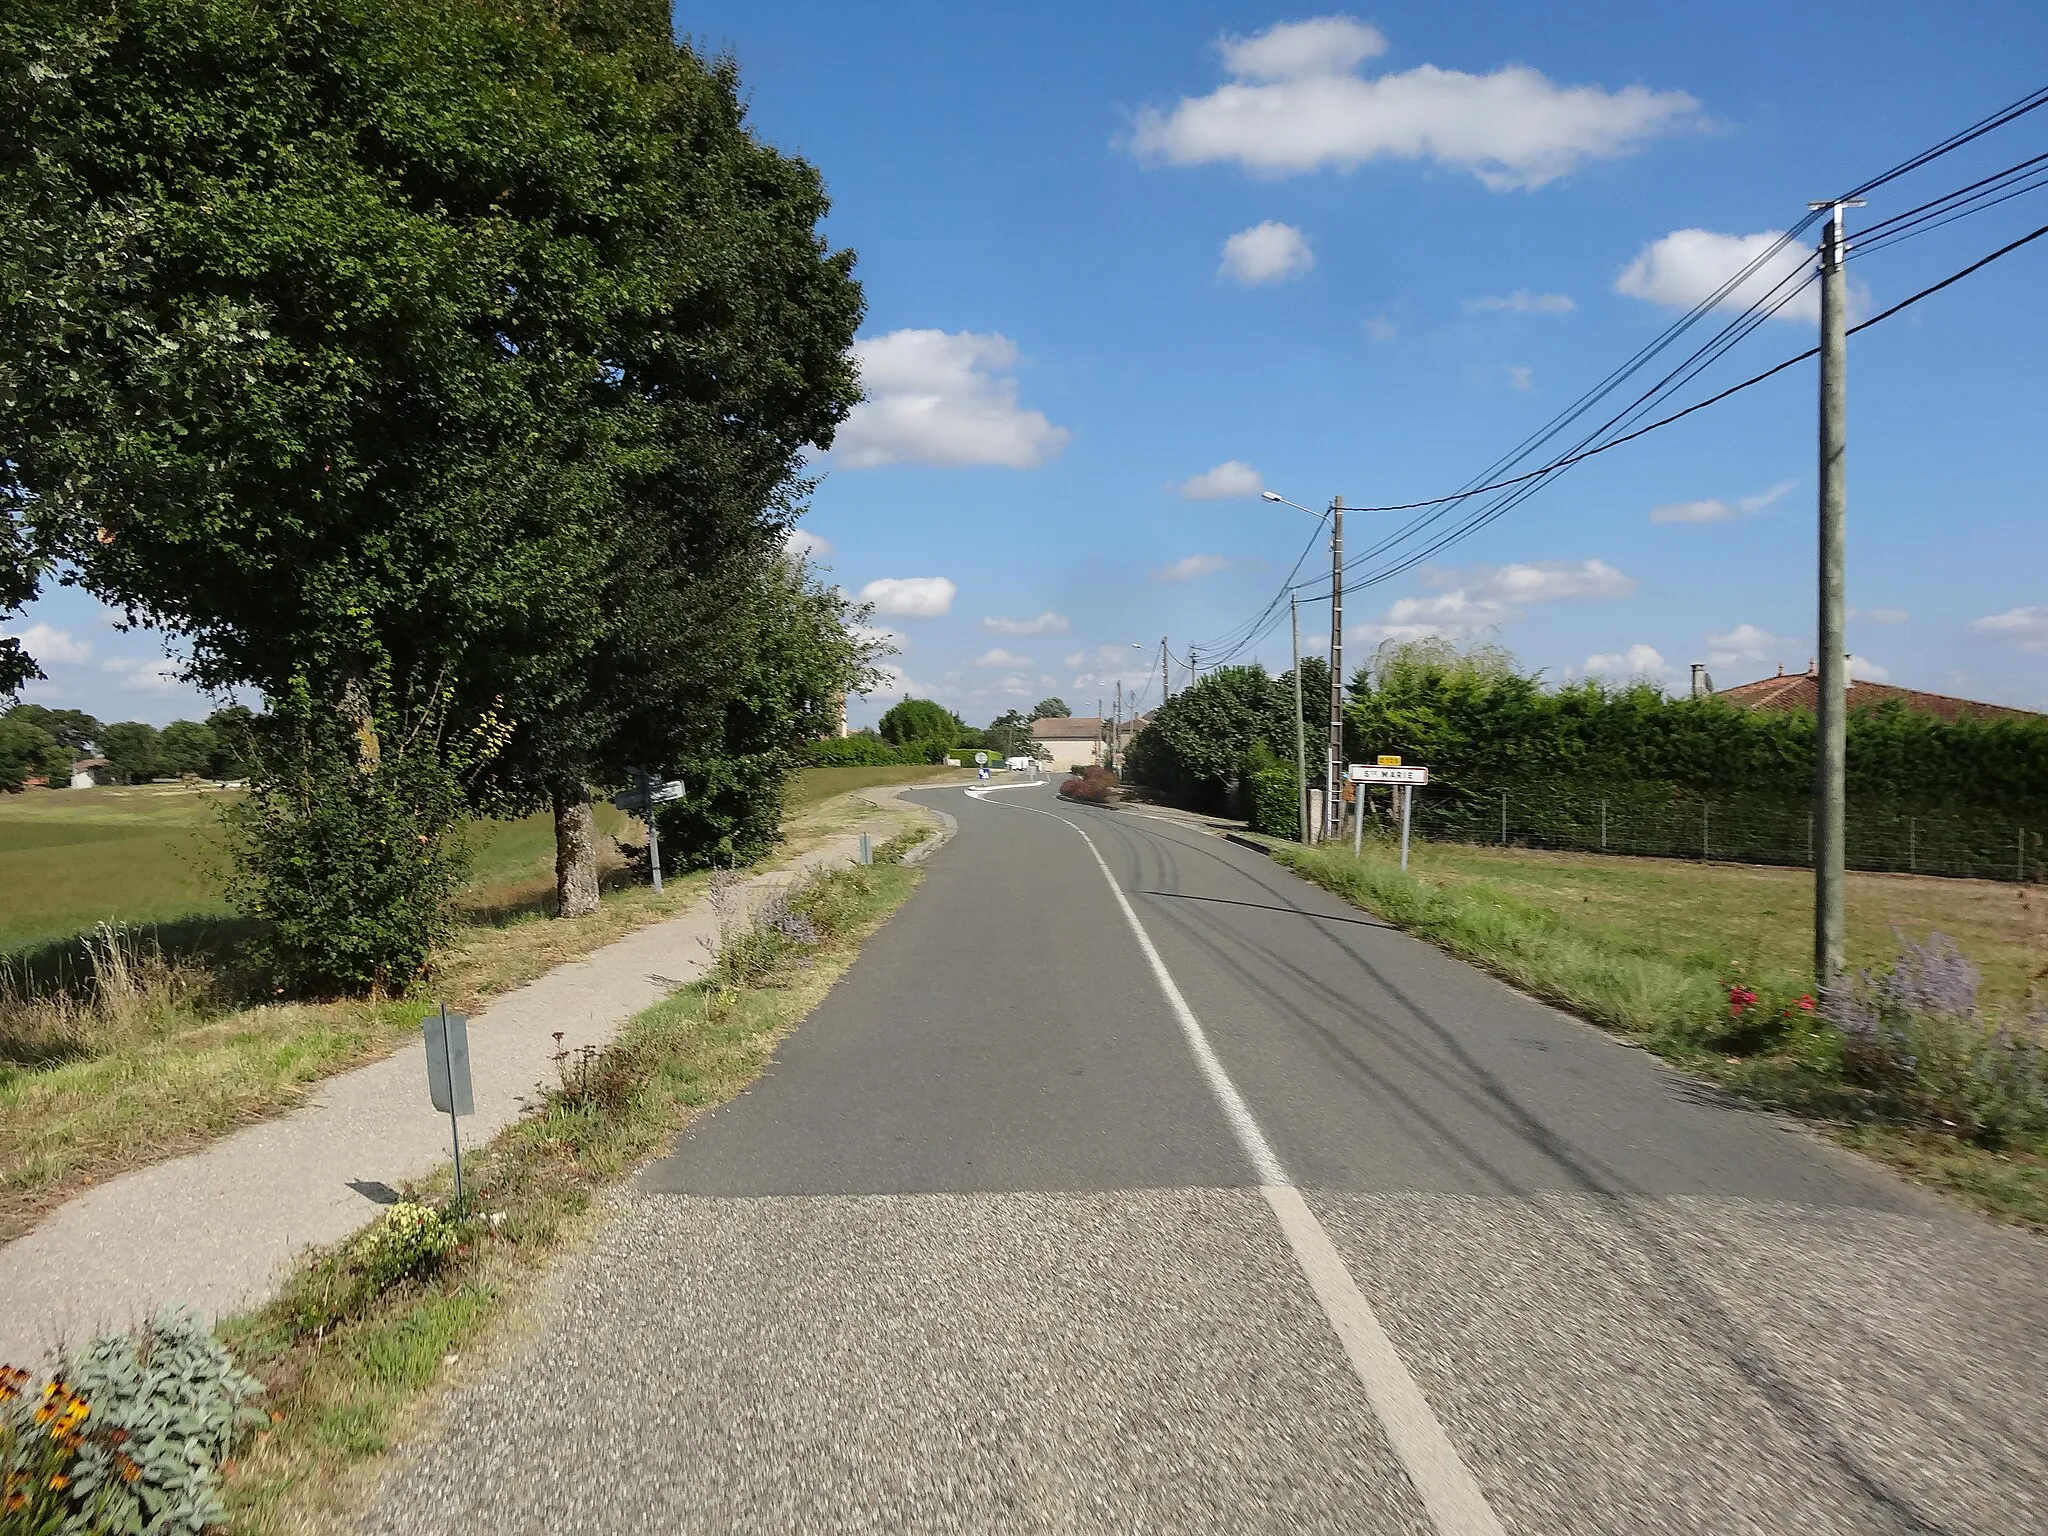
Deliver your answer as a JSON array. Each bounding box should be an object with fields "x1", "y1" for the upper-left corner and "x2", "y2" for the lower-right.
[{"x1": 553, "y1": 786, "x2": 600, "y2": 917}]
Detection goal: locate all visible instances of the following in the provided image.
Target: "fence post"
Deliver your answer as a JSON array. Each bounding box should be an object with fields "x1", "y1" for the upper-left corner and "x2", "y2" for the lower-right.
[
  {"x1": 1599, "y1": 797, "x2": 1607, "y2": 851},
  {"x1": 1806, "y1": 811, "x2": 1814, "y2": 866},
  {"x1": 2023, "y1": 828, "x2": 2030, "y2": 883},
  {"x1": 1500, "y1": 789, "x2": 1508, "y2": 847},
  {"x1": 1908, "y1": 817, "x2": 1915, "y2": 874},
  {"x1": 1702, "y1": 802, "x2": 1710, "y2": 861}
]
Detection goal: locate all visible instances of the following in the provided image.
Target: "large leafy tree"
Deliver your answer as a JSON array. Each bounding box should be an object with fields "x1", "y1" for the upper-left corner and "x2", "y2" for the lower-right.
[
  {"x1": 3, "y1": 0, "x2": 651, "y2": 754},
  {"x1": 471, "y1": 0, "x2": 866, "y2": 910}
]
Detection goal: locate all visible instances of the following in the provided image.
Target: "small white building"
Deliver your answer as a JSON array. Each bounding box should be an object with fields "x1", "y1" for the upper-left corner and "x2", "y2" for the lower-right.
[
  {"x1": 1028, "y1": 714, "x2": 1148, "y2": 770},
  {"x1": 70, "y1": 756, "x2": 113, "y2": 789}
]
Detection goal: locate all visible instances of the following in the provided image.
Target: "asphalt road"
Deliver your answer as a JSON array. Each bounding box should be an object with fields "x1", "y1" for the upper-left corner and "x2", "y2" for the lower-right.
[{"x1": 367, "y1": 781, "x2": 2048, "y2": 1534}]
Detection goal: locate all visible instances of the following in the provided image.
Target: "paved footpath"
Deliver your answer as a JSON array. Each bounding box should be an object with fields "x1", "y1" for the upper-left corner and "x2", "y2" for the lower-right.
[
  {"x1": 366, "y1": 781, "x2": 2048, "y2": 1535},
  {"x1": 0, "y1": 803, "x2": 924, "y2": 1362}
]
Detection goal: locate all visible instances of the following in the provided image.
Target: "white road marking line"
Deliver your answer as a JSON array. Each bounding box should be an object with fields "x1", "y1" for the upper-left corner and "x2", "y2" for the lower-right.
[
  {"x1": 968, "y1": 789, "x2": 1510, "y2": 1536},
  {"x1": 1262, "y1": 1184, "x2": 1509, "y2": 1536}
]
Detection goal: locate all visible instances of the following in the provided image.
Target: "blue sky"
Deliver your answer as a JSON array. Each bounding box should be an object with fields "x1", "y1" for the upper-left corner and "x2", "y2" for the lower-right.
[{"x1": 13, "y1": 1, "x2": 2047, "y2": 728}]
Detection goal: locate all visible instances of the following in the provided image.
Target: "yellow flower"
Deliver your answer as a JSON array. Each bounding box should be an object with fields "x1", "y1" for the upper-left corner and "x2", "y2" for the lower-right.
[{"x1": 48, "y1": 1474, "x2": 69, "y2": 1491}]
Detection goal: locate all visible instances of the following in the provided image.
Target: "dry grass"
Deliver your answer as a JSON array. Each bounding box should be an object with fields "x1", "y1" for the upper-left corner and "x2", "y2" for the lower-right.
[
  {"x1": 217, "y1": 859, "x2": 922, "y2": 1535},
  {"x1": 0, "y1": 786, "x2": 926, "y2": 1243}
]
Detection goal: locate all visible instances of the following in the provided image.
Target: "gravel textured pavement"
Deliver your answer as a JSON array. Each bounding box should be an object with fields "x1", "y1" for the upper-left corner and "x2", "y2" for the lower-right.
[{"x1": 365, "y1": 782, "x2": 2048, "y2": 1534}]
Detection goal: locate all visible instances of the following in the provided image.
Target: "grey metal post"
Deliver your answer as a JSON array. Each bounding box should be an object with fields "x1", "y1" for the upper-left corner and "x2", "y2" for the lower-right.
[
  {"x1": 1908, "y1": 817, "x2": 1915, "y2": 874},
  {"x1": 1352, "y1": 777, "x2": 1364, "y2": 857},
  {"x1": 1500, "y1": 789, "x2": 1508, "y2": 846},
  {"x1": 641, "y1": 769, "x2": 664, "y2": 892},
  {"x1": 1599, "y1": 797, "x2": 1607, "y2": 851},
  {"x1": 1292, "y1": 592, "x2": 1309, "y2": 844},
  {"x1": 1811, "y1": 199, "x2": 1860, "y2": 983},
  {"x1": 2022, "y1": 828, "x2": 2029, "y2": 883},
  {"x1": 1703, "y1": 802, "x2": 1711, "y2": 860},
  {"x1": 439, "y1": 1003, "x2": 463, "y2": 1205},
  {"x1": 1327, "y1": 497, "x2": 1345, "y2": 840},
  {"x1": 1399, "y1": 784, "x2": 1414, "y2": 871},
  {"x1": 859, "y1": 832, "x2": 872, "y2": 866}
]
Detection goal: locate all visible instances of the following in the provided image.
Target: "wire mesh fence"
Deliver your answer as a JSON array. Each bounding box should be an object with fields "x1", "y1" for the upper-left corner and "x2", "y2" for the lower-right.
[{"x1": 1399, "y1": 781, "x2": 2043, "y2": 883}]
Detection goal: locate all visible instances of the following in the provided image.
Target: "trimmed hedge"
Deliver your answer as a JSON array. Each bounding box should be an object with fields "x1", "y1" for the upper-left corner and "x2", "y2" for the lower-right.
[{"x1": 804, "y1": 735, "x2": 945, "y2": 768}]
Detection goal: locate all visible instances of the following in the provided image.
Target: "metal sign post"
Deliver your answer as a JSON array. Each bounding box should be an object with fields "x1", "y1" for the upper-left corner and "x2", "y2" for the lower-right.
[
  {"x1": 612, "y1": 775, "x2": 685, "y2": 893},
  {"x1": 423, "y1": 1003, "x2": 473, "y2": 1203},
  {"x1": 1350, "y1": 761, "x2": 1430, "y2": 870}
]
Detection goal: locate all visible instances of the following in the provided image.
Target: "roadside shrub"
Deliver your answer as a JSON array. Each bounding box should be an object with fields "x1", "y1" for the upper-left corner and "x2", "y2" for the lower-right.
[
  {"x1": 1242, "y1": 741, "x2": 1300, "y2": 838},
  {"x1": 223, "y1": 705, "x2": 472, "y2": 998},
  {"x1": 61, "y1": 1307, "x2": 264, "y2": 1536},
  {"x1": 348, "y1": 1202, "x2": 460, "y2": 1295},
  {"x1": 1824, "y1": 933, "x2": 2048, "y2": 1147},
  {"x1": 1060, "y1": 774, "x2": 1110, "y2": 804}
]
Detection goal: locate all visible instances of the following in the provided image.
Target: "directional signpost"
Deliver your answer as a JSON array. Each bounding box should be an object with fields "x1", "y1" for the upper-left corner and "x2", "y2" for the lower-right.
[
  {"x1": 612, "y1": 774, "x2": 685, "y2": 892},
  {"x1": 975, "y1": 751, "x2": 990, "y2": 781},
  {"x1": 1350, "y1": 758, "x2": 1430, "y2": 870}
]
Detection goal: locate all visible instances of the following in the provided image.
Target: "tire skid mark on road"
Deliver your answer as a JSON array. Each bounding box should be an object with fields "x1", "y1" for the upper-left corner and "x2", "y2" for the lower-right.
[{"x1": 962, "y1": 784, "x2": 1511, "y2": 1536}]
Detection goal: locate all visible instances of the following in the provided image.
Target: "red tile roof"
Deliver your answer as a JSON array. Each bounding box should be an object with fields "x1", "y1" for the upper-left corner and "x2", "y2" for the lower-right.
[{"x1": 1715, "y1": 668, "x2": 2042, "y2": 723}]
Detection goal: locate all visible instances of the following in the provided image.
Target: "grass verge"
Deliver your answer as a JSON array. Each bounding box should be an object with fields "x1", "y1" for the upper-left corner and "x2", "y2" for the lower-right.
[
  {"x1": 0, "y1": 791, "x2": 914, "y2": 1243},
  {"x1": 215, "y1": 853, "x2": 921, "y2": 1534},
  {"x1": 1273, "y1": 838, "x2": 2048, "y2": 1228}
]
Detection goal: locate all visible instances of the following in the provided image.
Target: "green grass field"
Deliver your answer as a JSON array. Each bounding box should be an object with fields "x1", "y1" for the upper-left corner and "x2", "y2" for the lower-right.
[
  {"x1": 1397, "y1": 840, "x2": 2045, "y2": 1016},
  {"x1": 0, "y1": 767, "x2": 963, "y2": 957},
  {"x1": 0, "y1": 785, "x2": 629, "y2": 956}
]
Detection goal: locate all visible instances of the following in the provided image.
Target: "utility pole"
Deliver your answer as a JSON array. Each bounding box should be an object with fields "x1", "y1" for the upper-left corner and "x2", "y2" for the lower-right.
[
  {"x1": 1809, "y1": 197, "x2": 1861, "y2": 986},
  {"x1": 1161, "y1": 637, "x2": 1172, "y2": 704},
  {"x1": 1292, "y1": 592, "x2": 1308, "y2": 844},
  {"x1": 1326, "y1": 496, "x2": 1345, "y2": 840},
  {"x1": 1112, "y1": 680, "x2": 1122, "y2": 773}
]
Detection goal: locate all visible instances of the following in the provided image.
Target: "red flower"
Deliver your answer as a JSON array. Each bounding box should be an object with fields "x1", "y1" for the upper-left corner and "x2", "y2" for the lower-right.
[{"x1": 1727, "y1": 985, "x2": 1758, "y2": 1017}]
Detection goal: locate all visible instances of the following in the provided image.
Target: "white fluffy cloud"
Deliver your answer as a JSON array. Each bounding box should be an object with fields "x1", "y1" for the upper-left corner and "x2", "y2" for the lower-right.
[
  {"x1": 101, "y1": 656, "x2": 185, "y2": 694},
  {"x1": 1153, "y1": 553, "x2": 1232, "y2": 583},
  {"x1": 836, "y1": 330, "x2": 1069, "y2": 469},
  {"x1": 972, "y1": 648, "x2": 1034, "y2": 669},
  {"x1": 1970, "y1": 605, "x2": 2048, "y2": 652},
  {"x1": 1176, "y1": 460, "x2": 1264, "y2": 499},
  {"x1": 983, "y1": 612, "x2": 1070, "y2": 635},
  {"x1": 1584, "y1": 644, "x2": 1671, "y2": 681},
  {"x1": 3, "y1": 623, "x2": 91, "y2": 666},
  {"x1": 1649, "y1": 477, "x2": 1796, "y2": 524},
  {"x1": 1616, "y1": 230, "x2": 1817, "y2": 323},
  {"x1": 858, "y1": 576, "x2": 957, "y2": 617},
  {"x1": 1220, "y1": 222, "x2": 1314, "y2": 284},
  {"x1": 1849, "y1": 655, "x2": 1890, "y2": 682},
  {"x1": 1422, "y1": 559, "x2": 1636, "y2": 604},
  {"x1": 1129, "y1": 18, "x2": 1701, "y2": 189},
  {"x1": 782, "y1": 527, "x2": 833, "y2": 560},
  {"x1": 1363, "y1": 312, "x2": 1398, "y2": 343},
  {"x1": 1502, "y1": 365, "x2": 1533, "y2": 391},
  {"x1": 1705, "y1": 623, "x2": 1798, "y2": 669},
  {"x1": 1466, "y1": 290, "x2": 1574, "y2": 314},
  {"x1": 1355, "y1": 559, "x2": 1634, "y2": 643}
]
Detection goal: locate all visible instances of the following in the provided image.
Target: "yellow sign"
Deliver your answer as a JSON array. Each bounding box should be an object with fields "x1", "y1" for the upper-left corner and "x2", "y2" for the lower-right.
[{"x1": 1377, "y1": 754, "x2": 1402, "y2": 766}]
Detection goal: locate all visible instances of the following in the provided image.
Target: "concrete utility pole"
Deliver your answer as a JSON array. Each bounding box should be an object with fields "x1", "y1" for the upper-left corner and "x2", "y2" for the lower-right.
[
  {"x1": 1161, "y1": 637, "x2": 1172, "y2": 704},
  {"x1": 1326, "y1": 496, "x2": 1345, "y2": 840},
  {"x1": 1292, "y1": 591, "x2": 1309, "y2": 844},
  {"x1": 1809, "y1": 198, "x2": 1861, "y2": 985},
  {"x1": 1112, "y1": 680, "x2": 1122, "y2": 772}
]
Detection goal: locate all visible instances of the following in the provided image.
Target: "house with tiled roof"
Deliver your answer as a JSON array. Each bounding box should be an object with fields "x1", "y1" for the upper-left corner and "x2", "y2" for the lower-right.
[
  {"x1": 1030, "y1": 713, "x2": 1150, "y2": 768},
  {"x1": 1712, "y1": 663, "x2": 2042, "y2": 723}
]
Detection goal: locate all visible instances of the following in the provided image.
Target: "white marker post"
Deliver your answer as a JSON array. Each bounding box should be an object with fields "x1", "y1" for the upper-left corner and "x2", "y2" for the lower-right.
[{"x1": 423, "y1": 1003, "x2": 473, "y2": 1203}]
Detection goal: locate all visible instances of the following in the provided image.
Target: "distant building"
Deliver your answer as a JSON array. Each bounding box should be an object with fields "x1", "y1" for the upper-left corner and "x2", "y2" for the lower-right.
[
  {"x1": 70, "y1": 757, "x2": 113, "y2": 788},
  {"x1": 1713, "y1": 662, "x2": 2043, "y2": 723},
  {"x1": 1029, "y1": 713, "x2": 1149, "y2": 768}
]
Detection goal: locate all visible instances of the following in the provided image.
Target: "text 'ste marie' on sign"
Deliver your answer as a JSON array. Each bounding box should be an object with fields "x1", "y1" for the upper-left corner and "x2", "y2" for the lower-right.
[{"x1": 1349, "y1": 763, "x2": 1430, "y2": 786}]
